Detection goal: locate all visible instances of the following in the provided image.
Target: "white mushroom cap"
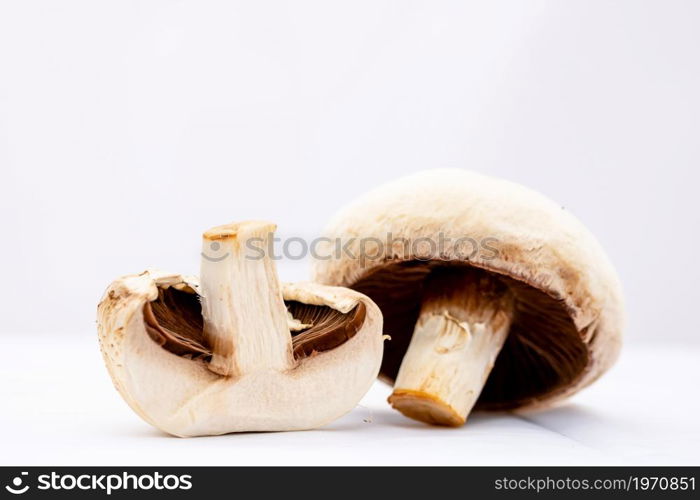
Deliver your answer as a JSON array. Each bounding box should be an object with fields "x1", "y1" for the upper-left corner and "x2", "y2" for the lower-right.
[
  {"x1": 312, "y1": 169, "x2": 624, "y2": 411},
  {"x1": 98, "y1": 223, "x2": 384, "y2": 437}
]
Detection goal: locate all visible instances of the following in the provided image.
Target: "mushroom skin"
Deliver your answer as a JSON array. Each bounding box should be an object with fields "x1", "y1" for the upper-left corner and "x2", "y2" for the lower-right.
[
  {"x1": 98, "y1": 221, "x2": 383, "y2": 437},
  {"x1": 312, "y1": 169, "x2": 624, "y2": 426}
]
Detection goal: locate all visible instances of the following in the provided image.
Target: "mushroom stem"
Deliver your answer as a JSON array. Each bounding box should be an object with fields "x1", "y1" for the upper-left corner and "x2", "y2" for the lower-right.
[
  {"x1": 200, "y1": 221, "x2": 293, "y2": 377},
  {"x1": 388, "y1": 267, "x2": 514, "y2": 425}
]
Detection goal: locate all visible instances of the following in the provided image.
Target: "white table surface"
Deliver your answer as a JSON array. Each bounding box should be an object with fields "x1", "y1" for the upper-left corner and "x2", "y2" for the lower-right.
[{"x1": 1, "y1": 334, "x2": 697, "y2": 466}]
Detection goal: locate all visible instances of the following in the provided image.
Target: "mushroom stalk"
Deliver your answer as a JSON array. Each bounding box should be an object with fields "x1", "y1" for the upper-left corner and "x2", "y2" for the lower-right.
[
  {"x1": 389, "y1": 268, "x2": 514, "y2": 425},
  {"x1": 200, "y1": 221, "x2": 293, "y2": 377}
]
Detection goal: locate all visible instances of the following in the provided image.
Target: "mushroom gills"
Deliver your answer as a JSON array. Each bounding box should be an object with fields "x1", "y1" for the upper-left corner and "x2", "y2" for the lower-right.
[
  {"x1": 143, "y1": 287, "x2": 365, "y2": 365},
  {"x1": 388, "y1": 267, "x2": 514, "y2": 426},
  {"x1": 286, "y1": 301, "x2": 366, "y2": 358},
  {"x1": 144, "y1": 288, "x2": 209, "y2": 360},
  {"x1": 351, "y1": 260, "x2": 589, "y2": 416}
]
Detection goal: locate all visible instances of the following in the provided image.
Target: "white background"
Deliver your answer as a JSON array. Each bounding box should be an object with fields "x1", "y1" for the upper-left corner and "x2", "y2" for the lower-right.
[{"x1": 1, "y1": 1, "x2": 698, "y2": 466}]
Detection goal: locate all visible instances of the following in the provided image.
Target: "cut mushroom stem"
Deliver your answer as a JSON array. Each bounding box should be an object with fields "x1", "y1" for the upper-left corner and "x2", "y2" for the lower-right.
[
  {"x1": 200, "y1": 221, "x2": 293, "y2": 377},
  {"x1": 388, "y1": 267, "x2": 514, "y2": 426}
]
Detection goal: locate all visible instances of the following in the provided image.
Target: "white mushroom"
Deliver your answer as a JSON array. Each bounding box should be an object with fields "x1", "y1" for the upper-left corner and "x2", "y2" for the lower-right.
[
  {"x1": 313, "y1": 169, "x2": 624, "y2": 426},
  {"x1": 98, "y1": 221, "x2": 384, "y2": 437}
]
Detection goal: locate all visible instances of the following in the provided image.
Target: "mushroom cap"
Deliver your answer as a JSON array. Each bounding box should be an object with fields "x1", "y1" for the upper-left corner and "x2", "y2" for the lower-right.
[
  {"x1": 98, "y1": 270, "x2": 383, "y2": 436},
  {"x1": 312, "y1": 169, "x2": 624, "y2": 411}
]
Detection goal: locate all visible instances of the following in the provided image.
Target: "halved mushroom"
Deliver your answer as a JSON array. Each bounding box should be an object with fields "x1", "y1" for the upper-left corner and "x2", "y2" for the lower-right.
[
  {"x1": 312, "y1": 169, "x2": 624, "y2": 426},
  {"x1": 98, "y1": 221, "x2": 383, "y2": 437}
]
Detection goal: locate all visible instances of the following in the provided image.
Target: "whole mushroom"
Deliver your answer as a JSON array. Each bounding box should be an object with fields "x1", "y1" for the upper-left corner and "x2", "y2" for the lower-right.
[
  {"x1": 98, "y1": 221, "x2": 384, "y2": 437},
  {"x1": 312, "y1": 169, "x2": 624, "y2": 426}
]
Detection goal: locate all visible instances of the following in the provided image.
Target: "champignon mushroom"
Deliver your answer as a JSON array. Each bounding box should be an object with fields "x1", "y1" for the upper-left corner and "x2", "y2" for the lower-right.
[
  {"x1": 97, "y1": 220, "x2": 384, "y2": 437},
  {"x1": 312, "y1": 169, "x2": 624, "y2": 426}
]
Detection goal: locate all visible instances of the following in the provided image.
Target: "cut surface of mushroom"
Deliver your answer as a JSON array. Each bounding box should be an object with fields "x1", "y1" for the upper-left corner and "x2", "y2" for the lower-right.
[
  {"x1": 199, "y1": 221, "x2": 293, "y2": 376},
  {"x1": 312, "y1": 169, "x2": 624, "y2": 426},
  {"x1": 98, "y1": 221, "x2": 384, "y2": 437}
]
